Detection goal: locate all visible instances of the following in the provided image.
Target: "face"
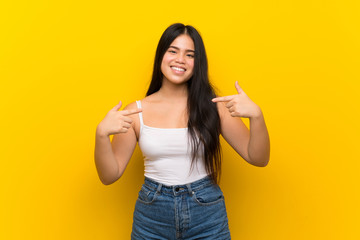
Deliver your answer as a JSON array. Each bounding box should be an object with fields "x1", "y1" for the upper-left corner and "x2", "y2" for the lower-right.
[{"x1": 160, "y1": 34, "x2": 195, "y2": 85}]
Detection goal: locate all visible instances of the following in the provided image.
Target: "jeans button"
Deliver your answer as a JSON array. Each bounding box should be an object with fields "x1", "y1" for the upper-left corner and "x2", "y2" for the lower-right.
[{"x1": 175, "y1": 187, "x2": 180, "y2": 192}]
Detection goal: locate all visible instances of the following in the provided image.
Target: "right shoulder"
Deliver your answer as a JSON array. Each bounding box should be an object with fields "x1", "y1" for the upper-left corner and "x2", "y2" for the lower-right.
[
  {"x1": 122, "y1": 100, "x2": 142, "y2": 122},
  {"x1": 122, "y1": 100, "x2": 143, "y2": 140},
  {"x1": 123, "y1": 101, "x2": 141, "y2": 111}
]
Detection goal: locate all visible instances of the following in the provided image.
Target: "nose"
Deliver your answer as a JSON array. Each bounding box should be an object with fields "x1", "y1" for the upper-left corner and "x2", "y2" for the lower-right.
[{"x1": 175, "y1": 53, "x2": 185, "y2": 63}]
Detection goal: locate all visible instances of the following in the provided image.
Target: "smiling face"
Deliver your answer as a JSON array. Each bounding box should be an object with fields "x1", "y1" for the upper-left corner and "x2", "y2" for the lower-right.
[{"x1": 160, "y1": 34, "x2": 195, "y2": 85}]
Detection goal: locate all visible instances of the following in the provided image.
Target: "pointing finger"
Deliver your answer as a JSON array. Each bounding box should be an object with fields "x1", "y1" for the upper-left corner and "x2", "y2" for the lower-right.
[
  {"x1": 121, "y1": 108, "x2": 142, "y2": 116},
  {"x1": 212, "y1": 95, "x2": 235, "y2": 102},
  {"x1": 235, "y1": 81, "x2": 243, "y2": 94}
]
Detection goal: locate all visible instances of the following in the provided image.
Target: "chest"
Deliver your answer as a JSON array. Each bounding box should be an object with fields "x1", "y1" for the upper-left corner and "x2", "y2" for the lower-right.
[{"x1": 143, "y1": 105, "x2": 188, "y2": 128}]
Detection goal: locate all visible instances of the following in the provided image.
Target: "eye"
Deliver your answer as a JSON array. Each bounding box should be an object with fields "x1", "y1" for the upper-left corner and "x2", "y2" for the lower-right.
[
  {"x1": 187, "y1": 54, "x2": 194, "y2": 58},
  {"x1": 169, "y1": 50, "x2": 176, "y2": 54}
]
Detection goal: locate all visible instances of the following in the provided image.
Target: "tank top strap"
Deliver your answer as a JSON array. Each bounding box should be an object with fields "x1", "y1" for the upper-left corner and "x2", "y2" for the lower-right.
[{"x1": 135, "y1": 100, "x2": 144, "y2": 127}]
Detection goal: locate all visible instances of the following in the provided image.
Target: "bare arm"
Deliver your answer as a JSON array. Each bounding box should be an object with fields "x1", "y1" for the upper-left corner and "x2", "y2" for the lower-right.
[
  {"x1": 94, "y1": 101, "x2": 142, "y2": 185},
  {"x1": 248, "y1": 113, "x2": 270, "y2": 166},
  {"x1": 94, "y1": 129, "x2": 120, "y2": 185},
  {"x1": 213, "y1": 81, "x2": 270, "y2": 167}
]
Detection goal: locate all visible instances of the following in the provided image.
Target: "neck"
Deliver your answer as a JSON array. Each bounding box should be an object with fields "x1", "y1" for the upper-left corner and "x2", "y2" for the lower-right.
[{"x1": 157, "y1": 79, "x2": 188, "y2": 102}]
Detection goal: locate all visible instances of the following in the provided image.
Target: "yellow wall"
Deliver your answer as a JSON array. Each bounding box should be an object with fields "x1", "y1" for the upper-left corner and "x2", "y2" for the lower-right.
[{"x1": 1, "y1": 0, "x2": 359, "y2": 239}]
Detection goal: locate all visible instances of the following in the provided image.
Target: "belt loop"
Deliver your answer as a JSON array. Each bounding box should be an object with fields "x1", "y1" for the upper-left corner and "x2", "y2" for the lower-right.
[
  {"x1": 156, "y1": 183, "x2": 162, "y2": 193},
  {"x1": 186, "y1": 183, "x2": 194, "y2": 196}
]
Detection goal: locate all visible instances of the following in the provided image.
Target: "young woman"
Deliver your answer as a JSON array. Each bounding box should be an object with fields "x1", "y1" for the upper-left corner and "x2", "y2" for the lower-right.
[{"x1": 94, "y1": 23, "x2": 270, "y2": 239}]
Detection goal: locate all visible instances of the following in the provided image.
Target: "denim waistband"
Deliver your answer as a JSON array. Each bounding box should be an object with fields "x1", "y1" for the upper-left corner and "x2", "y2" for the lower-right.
[{"x1": 143, "y1": 176, "x2": 215, "y2": 196}]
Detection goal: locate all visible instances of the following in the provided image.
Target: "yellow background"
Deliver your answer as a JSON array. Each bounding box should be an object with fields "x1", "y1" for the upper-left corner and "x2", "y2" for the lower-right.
[{"x1": 1, "y1": 0, "x2": 359, "y2": 239}]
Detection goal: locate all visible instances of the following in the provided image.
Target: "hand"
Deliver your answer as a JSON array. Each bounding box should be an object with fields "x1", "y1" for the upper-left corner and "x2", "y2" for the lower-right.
[
  {"x1": 97, "y1": 101, "x2": 142, "y2": 136},
  {"x1": 212, "y1": 81, "x2": 262, "y2": 118}
]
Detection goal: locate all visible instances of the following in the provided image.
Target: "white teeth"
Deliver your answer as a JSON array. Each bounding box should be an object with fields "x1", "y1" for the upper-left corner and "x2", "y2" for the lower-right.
[{"x1": 171, "y1": 66, "x2": 185, "y2": 72}]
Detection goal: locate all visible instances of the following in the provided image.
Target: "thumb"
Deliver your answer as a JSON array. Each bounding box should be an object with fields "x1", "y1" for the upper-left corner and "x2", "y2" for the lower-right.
[
  {"x1": 235, "y1": 81, "x2": 243, "y2": 94},
  {"x1": 113, "y1": 100, "x2": 122, "y2": 111}
]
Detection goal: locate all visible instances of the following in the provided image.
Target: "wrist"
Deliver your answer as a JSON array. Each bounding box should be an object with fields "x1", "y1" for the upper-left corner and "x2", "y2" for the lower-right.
[
  {"x1": 96, "y1": 125, "x2": 109, "y2": 138},
  {"x1": 250, "y1": 107, "x2": 263, "y2": 120}
]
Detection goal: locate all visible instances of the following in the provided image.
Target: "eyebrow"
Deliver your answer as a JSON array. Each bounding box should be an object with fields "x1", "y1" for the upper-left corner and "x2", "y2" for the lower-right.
[{"x1": 169, "y1": 46, "x2": 195, "y2": 53}]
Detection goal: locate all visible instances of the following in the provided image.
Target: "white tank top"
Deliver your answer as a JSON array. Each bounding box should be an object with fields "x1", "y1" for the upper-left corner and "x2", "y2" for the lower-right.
[{"x1": 136, "y1": 100, "x2": 208, "y2": 185}]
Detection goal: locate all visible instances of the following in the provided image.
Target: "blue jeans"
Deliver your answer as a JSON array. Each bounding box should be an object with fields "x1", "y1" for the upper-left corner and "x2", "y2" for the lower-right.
[{"x1": 131, "y1": 176, "x2": 231, "y2": 240}]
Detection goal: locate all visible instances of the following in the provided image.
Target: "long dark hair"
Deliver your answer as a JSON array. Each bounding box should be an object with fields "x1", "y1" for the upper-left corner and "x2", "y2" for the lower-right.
[{"x1": 146, "y1": 23, "x2": 222, "y2": 184}]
